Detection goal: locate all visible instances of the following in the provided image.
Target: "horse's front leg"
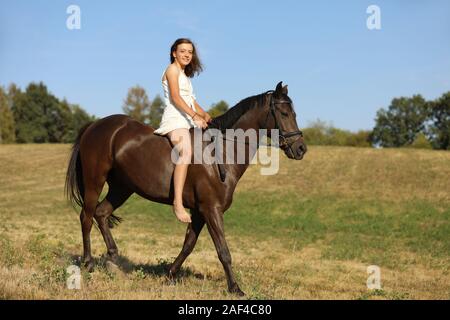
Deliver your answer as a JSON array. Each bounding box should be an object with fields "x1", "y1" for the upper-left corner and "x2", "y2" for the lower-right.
[{"x1": 204, "y1": 208, "x2": 245, "y2": 296}]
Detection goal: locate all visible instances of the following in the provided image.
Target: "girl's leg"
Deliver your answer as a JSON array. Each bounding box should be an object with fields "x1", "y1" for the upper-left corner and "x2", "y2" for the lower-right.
[{"x1": 167, "y1": 128, "x2": 192, "y2": 223}]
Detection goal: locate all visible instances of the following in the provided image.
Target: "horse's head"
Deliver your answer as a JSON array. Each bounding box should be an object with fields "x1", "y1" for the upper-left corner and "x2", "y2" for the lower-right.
[{"x1": 262, "y1": 82, "x2": 307, "y2": 160}]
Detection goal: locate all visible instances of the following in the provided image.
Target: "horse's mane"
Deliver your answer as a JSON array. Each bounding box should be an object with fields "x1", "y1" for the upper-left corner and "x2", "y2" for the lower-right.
[{"x1": 210, "y1": 92, "x2": 269, "y2": 131}]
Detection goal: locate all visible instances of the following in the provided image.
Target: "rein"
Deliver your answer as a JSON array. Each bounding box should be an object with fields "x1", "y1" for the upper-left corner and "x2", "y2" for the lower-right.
[{"x1": 207, "y1": 91, "x2": 303, "y2": 150}]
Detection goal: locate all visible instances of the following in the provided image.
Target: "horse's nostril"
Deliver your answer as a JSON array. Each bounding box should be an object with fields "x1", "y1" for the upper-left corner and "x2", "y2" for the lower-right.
[{"x1": 298, "y1": 144, "x2": 307, "y2": 154}]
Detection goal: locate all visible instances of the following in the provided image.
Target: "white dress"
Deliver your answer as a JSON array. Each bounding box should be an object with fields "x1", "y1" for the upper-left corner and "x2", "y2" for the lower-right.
[{"x1": 153, "y1": 68, "x2": 198, "y2": 136}]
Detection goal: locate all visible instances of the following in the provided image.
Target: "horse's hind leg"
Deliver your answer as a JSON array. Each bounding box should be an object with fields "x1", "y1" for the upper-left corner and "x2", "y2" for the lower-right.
[
  {"x1": 168, "y1": 210, "x2": 205, "y2": 279},
  {"x1": 80, "y1": 182, "x2": 103, "y2": 272},
  {"x1": 94, "y1": 182, "x2": 133, "y2": 264}
]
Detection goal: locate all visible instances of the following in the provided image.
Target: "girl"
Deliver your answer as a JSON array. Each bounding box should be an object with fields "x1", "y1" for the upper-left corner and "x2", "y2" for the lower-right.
[{"x1": 154, "y1": 38, "x2": 211, "y2": 223}]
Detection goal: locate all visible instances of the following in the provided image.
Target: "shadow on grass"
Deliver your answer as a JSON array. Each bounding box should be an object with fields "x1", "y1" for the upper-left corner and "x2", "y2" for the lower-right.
[{"x1": 68, "y1": 254, "x2": 207, "y2": 281}]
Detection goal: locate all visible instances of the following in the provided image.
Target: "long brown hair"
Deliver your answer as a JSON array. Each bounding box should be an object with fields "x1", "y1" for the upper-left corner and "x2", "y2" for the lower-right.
[{"x1": 170, "y1": 38, "x2": 203, "y2": 78}]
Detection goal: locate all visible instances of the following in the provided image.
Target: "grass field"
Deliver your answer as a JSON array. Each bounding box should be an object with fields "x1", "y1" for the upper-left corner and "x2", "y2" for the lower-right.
[{"x1": 0, "y1": 144, "x2": 449, "y2": 299}]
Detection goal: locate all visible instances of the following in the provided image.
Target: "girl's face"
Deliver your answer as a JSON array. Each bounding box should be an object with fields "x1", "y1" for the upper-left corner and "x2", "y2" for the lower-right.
[{"x1": 173, "y1": 43, "x2": 193, "y2": 68}]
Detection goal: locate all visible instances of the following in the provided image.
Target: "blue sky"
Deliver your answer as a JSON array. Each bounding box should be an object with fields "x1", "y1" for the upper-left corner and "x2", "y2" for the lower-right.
[{"x1": 1, "y1": 0, "x2": 449, "y2": 131}]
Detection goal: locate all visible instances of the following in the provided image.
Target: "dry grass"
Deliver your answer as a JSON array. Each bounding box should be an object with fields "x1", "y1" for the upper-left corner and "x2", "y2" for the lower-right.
[
  {"x1": 241, "y1": 146, "x2": 450, "y2": 203},
  {"x1": 0, "y1": 144, "x2": 449, "y2": 300}
]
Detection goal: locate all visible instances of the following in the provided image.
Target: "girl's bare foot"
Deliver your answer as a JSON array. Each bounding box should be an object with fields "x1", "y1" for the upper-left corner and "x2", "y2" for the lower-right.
[{"x1": 173, "y1": 202, "x2": 192, "y2": 223}]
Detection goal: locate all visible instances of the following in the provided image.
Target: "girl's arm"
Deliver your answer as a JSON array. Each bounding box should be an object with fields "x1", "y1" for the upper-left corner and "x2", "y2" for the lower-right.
[
  {"x1": 193, "y1": 100, "x2": 212, "y2": 123},
  {"x1": 166, "y1": 65, "x2": 197, "y2": 119}
]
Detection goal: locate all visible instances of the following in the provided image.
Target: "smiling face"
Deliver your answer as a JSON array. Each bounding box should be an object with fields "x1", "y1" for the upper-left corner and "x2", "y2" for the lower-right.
[
  {"x1": 169, "y1": 38, "x2": 203, "y2": 77},
  {"x1": 172, "y1": 43, "x2": 194, "y2": 69}
]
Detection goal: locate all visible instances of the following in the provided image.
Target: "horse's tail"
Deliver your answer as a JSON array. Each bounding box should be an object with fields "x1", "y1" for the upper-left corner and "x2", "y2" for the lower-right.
[{"x1": 65, "y1": 122, "x2": 93, "y2": 210}]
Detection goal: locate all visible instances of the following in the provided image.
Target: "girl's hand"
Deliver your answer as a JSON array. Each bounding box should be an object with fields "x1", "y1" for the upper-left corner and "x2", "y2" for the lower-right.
[
  {"x1": 192, "y1": 113, "x2": 208, "y2": 129},
  {"x1": 204, "y1": 113, "x2": 213, "y2": 124}
]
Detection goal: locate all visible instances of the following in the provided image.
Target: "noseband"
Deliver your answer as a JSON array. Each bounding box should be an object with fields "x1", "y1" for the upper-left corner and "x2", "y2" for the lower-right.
[{"x1": 263, "y1": 91, "x2": 303, "y2": 152}]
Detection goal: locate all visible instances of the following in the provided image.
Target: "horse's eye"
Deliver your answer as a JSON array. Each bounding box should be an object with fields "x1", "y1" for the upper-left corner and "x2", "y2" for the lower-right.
[{"x1": 280, "y1": 111, "x2": 289, "y2": 117}]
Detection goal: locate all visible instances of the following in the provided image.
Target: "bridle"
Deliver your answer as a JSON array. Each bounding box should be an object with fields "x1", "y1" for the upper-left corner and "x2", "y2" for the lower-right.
[
  {"x1": 262, "y1": 91, "x2": 303, "y2": 152},
  {"x1": 208, "y1": 91, "x2": 303, "y2": 152},
  {"x1": 205, "y1": 91, "x2": 304, "y2": 182}
]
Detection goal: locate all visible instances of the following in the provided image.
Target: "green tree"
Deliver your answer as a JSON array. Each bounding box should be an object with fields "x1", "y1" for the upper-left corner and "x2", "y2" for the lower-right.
[
  {"x1": 11, "y1": 83, "x2": 47, "y2": 143},
  {"x1": 303, "y1": 119, "x2": 372, "y2": 147},
  {"x1": 327, "y1": 127, "x2": 353, "y2": 146},
  {"x1": 302, "y1": 119, "x2": 328, "y2": 145},
  {"x1": 66, "y1": 104, "x2": 96, "y2": 142},
  {"x1": 370, "y1": 95, "x2": 428, "y2": 147},
  {"x1": 428, "y1": 92, "x2": 450, "y2": 150},
  {"x1": 0, "y1": 86, "x2": 16, "y2": 143},
  {"x1": 409, "y1": 132, "x2": 433, "y2": 149},
  {"x1": 123, "y1": 85, "x2": 151, "y2": 124},
  {"x1": 6, "y1": 82, "x2": 95, "y2": 143},
  {"x1": 149, "y1": 94, "x2": 164, "y2": 128},
  {"x1": 46, "y1": 98, "x2": 73, "y2": 143},
  {"x1": 207, "y1": 100, "x2": 229, "y2": 118},
  {"x1": 346, "y1": 130, "x2": 372, "y2": 147},
  {"x1": 10, "y1": 82, "x2": 76, "y2": 143}
]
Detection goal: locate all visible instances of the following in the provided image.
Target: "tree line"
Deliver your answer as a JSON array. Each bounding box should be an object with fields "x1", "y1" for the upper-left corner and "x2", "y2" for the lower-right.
[
  {"x1": 302, "y1": 92, "x2": 449, "y2": 150},
  {"x1": 0, "y1": 82, "x2": 230, "y2": 144},
  {"x1": 0, "y1": 82, "x2": 96, "y2": 144},
  {"x1": 370, "y1": 93, "x2": 450, "y2": 150},
  {"x1": 1, "y1": 82, "x2": 448, "y2": 150}
]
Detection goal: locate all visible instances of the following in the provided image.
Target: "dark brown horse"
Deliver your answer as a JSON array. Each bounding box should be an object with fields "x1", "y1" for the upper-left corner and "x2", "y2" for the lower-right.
[{"x1": 65, "y1": 82, "x2": 306, "y2": 295}]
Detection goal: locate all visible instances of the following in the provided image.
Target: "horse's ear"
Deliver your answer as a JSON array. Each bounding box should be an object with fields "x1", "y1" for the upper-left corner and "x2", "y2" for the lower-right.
[
  {"x1": 275, "y1": 81, "x2": 283, "y2": 93},
  {"x1": 275, "y1": 82, "x2": 288, "y2": 95}
]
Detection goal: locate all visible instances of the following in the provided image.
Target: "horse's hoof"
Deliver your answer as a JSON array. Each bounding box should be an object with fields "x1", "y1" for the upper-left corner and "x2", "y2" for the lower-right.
[
  {"x1": 167, "y1": 269, "x2": 177, "y2": 279},
  {"x1": 84, "y1": 260, "x2": 95, "y2": 273},
  {"x1": 107, "y1": 253, "x2": 119, "y2": 265},
  {"x1": 166, "y1": 271, "x2": 177, "y2": 285},
  {"x1": 229, "y1": 285, "x2": 245, "y2": 297}
]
